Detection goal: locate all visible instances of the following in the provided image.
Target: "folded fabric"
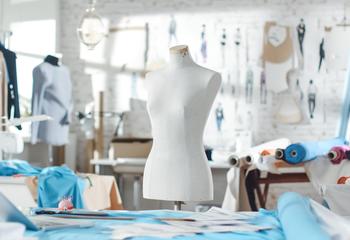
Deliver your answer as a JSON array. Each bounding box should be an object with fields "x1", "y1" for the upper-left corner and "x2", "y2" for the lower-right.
[
  {"x1": 284, "y1": 138, "x2": 346, "y2": 164},
  {"x1": 328, "y1": 145, "x2": 350, "y2": 164},
  {"x1": 0, "y1": 159, "x2": 41, "y2": 176},
  {"x1": 277, "y1": 192, "x2": 331, "y2": 240},
  {"x1": 38, "y1": 166, "x2": 86, "y2": 209},
  {"x1": 0, "y1": 222, "x2": 25, "y2": 240}
]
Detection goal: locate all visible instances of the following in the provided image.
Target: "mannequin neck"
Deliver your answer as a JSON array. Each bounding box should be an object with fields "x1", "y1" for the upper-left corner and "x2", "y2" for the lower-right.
[{"x1": 169, "y1": 45, "x2": 194, "y2": 68}]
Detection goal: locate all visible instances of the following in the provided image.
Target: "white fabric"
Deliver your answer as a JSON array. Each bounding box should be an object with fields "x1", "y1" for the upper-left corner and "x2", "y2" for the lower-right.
[
  {"x1": 255, "y1": 155, "x2": 280, "y2": 174},
  {"x1": 31, "y1": 62, "x2": 72, "y2": 146},
  {"x1": 310, "y1": 199, "x2": 350, "y2": 240},
  {"x1": 222, "y1": 168, "x2": 239, "y2": 211},
  {"x1": 0, "y1": 222, "x2": 26, "y2": 240},
  {"x1": 222, "y1": 138, "x2": 291, "y2": 210},
  {"x1": 305, "y1": 156, "x2": 350, "y2": 216}
]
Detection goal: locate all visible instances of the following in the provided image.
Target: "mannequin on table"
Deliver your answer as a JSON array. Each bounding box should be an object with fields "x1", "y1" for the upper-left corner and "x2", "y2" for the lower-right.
[{"x1": 143, "y1": 45, "x2": 221, "y2": 203}]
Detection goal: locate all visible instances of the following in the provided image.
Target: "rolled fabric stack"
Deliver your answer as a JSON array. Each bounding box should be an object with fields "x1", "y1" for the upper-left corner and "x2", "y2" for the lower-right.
[
  {"x1": 283, "y1": 138, "x2": 346, "y2": 164},
  {"x1": 227, "y1": 154, "x2": 252, "y2": 168},
  {"x1": 328, "y1": 145, "x2": 350, "y2": 164},
  {"x1": 278, "y1": 192, "x2": 331, "y2": 240}
]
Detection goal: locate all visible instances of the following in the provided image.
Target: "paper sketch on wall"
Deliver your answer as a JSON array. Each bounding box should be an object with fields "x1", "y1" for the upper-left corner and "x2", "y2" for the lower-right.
[
  {"x1": 215, "y1": 102, "x2": 224, "y2": 132},
  {"x1": 322, "y1": 5, "x2": 350, "y2": 71},
  {"x1": 275, "y1": 69, "x2": 304, "y2": 124},
  {"x1": 131, "y1": 72, "x2": 138, "y2": 98},
  {"x1": 233, "y1": 28, "x2": 241, "y2": 97},
  {"x1": 260, "y1": 70, "x2": 267, "y2": 104},
  {"x1": 245, "y1": 67, "x2": 253, "y2": 104},
  {"x1": 318, "y1": 38, "x2": 325, "y2": 72},
  {"x1": 220, "y1": 28, "x2": 227, "y2": 68},
  {"x1": 168, "y1": 15, "x2": 177, "y2": 46},
  {"x1": 245, "y1": 30, "x2": 253, "y2": 104},
  {"x1": 262, "y1": 22, "x2": 293, "y2": 93},
  {"x1": 200, "y1": 24, "x2": 208, "y2": 63},
  {"x1": 297, "y1": 18, "x2": 306, "y2": 56},
  {"x1": 307, "y1": 79, "x2": 317, "y2": 119}
]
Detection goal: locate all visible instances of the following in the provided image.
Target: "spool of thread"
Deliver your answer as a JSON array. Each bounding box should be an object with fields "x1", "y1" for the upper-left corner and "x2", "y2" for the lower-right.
[
  {"x1": 275, "y1": 148, "x2": 285, "y2": 160},
  {"x1": 337, "y1": 176, "x2": 350, "y2": 184},
  {"x1": 58, "y1": 196, "x2": 74, "y2": 210},
  {"x1": 327, "y1": 145, "x2": 350, "y2": 164}
]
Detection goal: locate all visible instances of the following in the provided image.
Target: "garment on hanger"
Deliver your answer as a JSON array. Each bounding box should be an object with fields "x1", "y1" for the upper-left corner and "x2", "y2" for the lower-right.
[
  {"x1": 31, "y1": 60, "x2": 72, "y2": 145},
  {"x1": 0, "y1": 42, "x2": 21, "y2": 128},
  {"x1": 0, "y1": 52, "x2": 9, "y2": 119}
]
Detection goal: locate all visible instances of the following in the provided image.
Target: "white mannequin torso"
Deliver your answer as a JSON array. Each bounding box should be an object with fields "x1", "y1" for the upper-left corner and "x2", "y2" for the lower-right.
[{"x1": 143, "y1": 45, "x2": 221, "y2": 201}]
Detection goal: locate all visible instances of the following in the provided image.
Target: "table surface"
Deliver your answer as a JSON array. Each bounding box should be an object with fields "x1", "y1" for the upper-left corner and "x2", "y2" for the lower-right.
[{"x1": 25, "y1": 209, "x2": 285, "y2": 240}]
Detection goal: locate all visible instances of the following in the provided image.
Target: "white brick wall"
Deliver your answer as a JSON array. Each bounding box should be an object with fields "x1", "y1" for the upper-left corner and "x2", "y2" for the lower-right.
[{"x1": 59, "y1": 0, "x2": 349, "y2": 171}]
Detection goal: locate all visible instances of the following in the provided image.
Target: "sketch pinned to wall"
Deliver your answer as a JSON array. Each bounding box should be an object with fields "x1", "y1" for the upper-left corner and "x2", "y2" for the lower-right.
[
  {"x1": 275, "y1": 69, "x2": 303, "y2": 124},
  {"x1": 324, "y1": 26, "x2": 350, "y2": 71},
  {"x1": 297, "y1": 18, "x2": 306, "y2": 56},
  {"x1": 245, "y1": 67, "x2": 253, "y2": 104},
  {"x1": 200, "y1": 24, "x2": 208, "y2": 63},
  {"x1": 295, "y1": 78, "x2": 304, "y2": 101},
  {"x1": 245, "y1": 29, "x2": 253, "y2": 104},
  {"x1": 263, "y1": 22, "x2": 294, "y2": 93},
  {"x1": 307, "y1": 79, "x2": 317, "y2": 119},
  {"x1": 318, "y1": 38, "x2": 325, "y2": 72},
  {"x1": 215, "y1": 102, "x2": 224, "y2": 132},
  {"x1": 220, "y1": 28, "x2": 226, "y2": 68},
  {"x1": 131, "y1": 72, "x2": 138, "y2": 98},
  {"x1": 168, "y1": 15, "x2": 177, "y2": 46},
  {"x1": 233, "y1": 28, "x2": 241, "y2": 97},
  {"x1": 260, "y1": 69, "x2": 267, "y2": 104}
]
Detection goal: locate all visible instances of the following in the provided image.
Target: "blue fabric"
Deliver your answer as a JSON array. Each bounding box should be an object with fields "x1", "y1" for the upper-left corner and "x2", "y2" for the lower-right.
[
  {"x1": 37, "y1": 166, "x2": 86, "y2": 209},
  {"x1": 0, "y1": 159, "x2": 41, "y2": 176},
  {"x1": 25, "y1": 209, "x2": 285, "y2": 240},
  {"x1": 284, "y1": 138, "x2": 346, "y2": 164},
  {"x1": 277, "y1": 192, "x2": 330, "y2": 240},
  {"x1": 338, "y1": 53, "x2": 350, "y2": 140}
]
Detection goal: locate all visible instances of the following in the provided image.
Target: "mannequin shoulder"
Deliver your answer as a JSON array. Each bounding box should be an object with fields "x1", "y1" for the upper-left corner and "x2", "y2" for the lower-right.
[{"x1": 199, "y1": 67, "x2": 222, "y2": 90}]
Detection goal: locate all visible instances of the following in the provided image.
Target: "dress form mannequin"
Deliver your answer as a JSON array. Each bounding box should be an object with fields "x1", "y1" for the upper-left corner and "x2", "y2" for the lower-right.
[{"x1": 143, "y1": 45, "x2": 221, "y2": 205}]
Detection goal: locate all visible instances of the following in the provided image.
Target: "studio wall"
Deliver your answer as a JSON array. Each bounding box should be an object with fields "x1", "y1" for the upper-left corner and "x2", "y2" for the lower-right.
[{"x1": 59, "y1": 0, "x2": 349, "y2": 172}]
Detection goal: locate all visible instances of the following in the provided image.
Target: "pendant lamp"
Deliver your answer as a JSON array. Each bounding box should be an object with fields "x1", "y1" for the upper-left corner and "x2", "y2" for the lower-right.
[{"x1": 77, "y1": 0, "x2": 106, "y2": 50}]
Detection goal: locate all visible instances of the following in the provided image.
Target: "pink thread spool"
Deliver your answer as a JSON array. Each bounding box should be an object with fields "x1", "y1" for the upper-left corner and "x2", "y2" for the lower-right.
[
  {"x1": 328, "y1": 145, "x2": 350, "y2": 164},
  {"x1": 58, "y1": 196, "x2": 74, "y2": 211}
]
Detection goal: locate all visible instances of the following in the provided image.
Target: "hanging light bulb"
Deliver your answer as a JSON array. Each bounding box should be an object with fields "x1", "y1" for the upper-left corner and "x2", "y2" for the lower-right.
[{"x1": 77, "y1": 0, "x2": 106, "y2": 50}]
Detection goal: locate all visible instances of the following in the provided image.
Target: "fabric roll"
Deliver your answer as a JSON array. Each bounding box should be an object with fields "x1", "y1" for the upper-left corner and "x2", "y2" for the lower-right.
[
  {"x1": 284, "y1": 138, "x2": 346, "y2": 164},
  {"x1": 328, "y1": 145, "x2": 350, "y2": 164},
  {"x1": 227, "y1": 154, "x2": 240, "y2": 167},
  {"x1": 275, "y1": 148, "x2": 285, "y2": 160},
  {"x1": 278, "y1": 192, "x2": 331, "y2": 240}
]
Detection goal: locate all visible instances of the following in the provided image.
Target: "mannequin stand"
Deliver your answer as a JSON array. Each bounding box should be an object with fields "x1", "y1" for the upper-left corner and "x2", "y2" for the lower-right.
[{"x1": 174, "y1": 201, "x2": 183, "y2": 211}]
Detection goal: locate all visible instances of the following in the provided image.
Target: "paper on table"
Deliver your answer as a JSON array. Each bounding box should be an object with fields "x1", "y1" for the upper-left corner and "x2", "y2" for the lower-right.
[
  {"x1": 110, "y1": 222, "x2": 271, "y2": 240},
  {"x1": 190, "y1": 207, "x2": 257, "y2": 221}
]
